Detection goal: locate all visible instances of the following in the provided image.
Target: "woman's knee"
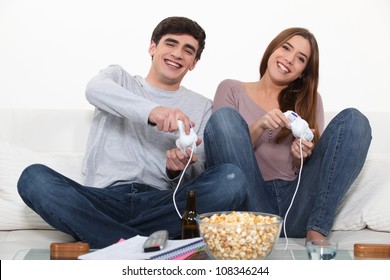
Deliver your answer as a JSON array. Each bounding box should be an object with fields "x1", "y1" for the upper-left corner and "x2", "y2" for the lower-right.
[
  {"x1": 206, "y1": 107, "x2": 247, "y2": 134},
  {"x1": 211, "y1": 107, "x2": 240, "y2": 121},
  {"x1": 214, "y1": 163, "x2": 248, "y2": 192},
  {"x1": 338, "y1": 108, "x2": 372, "y2": 140},
  {"x1": 209, "y1": 163, "x2": 248, "y2": 207},
  {"x1": 338, "y1": 108, "x2": 371, "y2": 129}
]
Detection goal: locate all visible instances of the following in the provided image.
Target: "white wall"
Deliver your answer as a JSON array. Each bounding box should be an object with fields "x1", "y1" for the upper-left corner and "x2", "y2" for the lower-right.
[{"x1": 1, "y1": 0, "x2": 389, "y2": 112}]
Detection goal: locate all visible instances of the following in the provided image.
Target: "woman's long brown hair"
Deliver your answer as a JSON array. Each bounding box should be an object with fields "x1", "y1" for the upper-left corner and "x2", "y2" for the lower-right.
[{"x1": 259, "y1": 28, "x2": 320, "y2": 144}]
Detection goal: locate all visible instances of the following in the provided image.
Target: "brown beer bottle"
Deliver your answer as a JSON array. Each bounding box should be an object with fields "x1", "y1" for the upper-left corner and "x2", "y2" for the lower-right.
[{"x1": 181, "y1": 189, "x2": 199, "y2": 239}]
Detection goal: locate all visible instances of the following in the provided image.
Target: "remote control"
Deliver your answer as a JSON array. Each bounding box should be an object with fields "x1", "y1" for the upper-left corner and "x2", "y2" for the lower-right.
[
  {"x1": 176, "y1": 120, "x2": 197, "y2": 156},
  {"x1": 283, "y1": 110, "x2": 314, "y2": 141},
  {"x1": 143, "y1": 230, "x2": 168, "y2": 252}
]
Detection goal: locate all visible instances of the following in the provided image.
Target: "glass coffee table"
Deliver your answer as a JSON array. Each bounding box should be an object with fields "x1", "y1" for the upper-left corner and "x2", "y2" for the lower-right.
[
  {"x1": 267, "y1": 249, "x2": 353, "y2": 260},
  {"x1": 13, "y1": 249, "x2": 51, "y2": 260},
  {"x1": 187, "y1": 248, "x2": 353, "y2": 260},
  {"x1": 15, "y1": 248, "x2": 354, "y2": 260},
  {"x1": 13, "y1": 248, "x2": 95, "y2": 260},
  {"x1": 14, "y1": 245, "x2": 360, "y2": 260}
]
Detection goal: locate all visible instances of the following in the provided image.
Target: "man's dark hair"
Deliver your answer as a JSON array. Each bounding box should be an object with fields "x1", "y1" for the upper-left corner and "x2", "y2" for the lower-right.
[{"x1": 151, "y1": 16, "x2": 206, "y2": 60}]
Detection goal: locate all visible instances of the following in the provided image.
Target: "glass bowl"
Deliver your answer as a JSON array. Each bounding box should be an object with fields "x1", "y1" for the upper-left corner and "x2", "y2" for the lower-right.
[{"x1": 196, "y1": 211, "x2": 282, "y2": 260}]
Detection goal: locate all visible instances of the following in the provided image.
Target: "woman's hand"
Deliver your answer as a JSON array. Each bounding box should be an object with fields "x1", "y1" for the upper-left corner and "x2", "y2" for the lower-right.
[
  {"x1": 250, "y1": 109, "x2": 290, "y2": 145},
  {"x1": 290, "y1": 130, "x2": 315, "y2": 170},
  {"x1": 291, "y1": 138, "x2": 313, "y2": 159},
  {"x1": 260, "y1": 109, "x2": 290, "y2": 130}
]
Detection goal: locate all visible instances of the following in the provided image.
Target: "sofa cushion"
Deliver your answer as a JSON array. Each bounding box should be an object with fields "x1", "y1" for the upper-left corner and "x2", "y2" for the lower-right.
[
  {"x1": 0, "y1": 140, "x2": 84, "y2": 230},
  {"x1": 333, "y1": 153, "x2": 390, "y2": 231}
]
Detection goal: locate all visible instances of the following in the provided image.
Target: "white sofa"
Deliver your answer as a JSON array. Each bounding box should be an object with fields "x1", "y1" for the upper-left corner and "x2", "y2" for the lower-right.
[{"x1": 0, "y1": 109, "x2": 389, "y2": 260}]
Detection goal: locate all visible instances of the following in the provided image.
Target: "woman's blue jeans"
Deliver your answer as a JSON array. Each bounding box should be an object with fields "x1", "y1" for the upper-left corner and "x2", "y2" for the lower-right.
[
  {"x1": 18, "y1": 161, "x2": 247, "y2": 248},
  {"x1": 204, "y1": 107, "x2": 372, "y2": 238}
]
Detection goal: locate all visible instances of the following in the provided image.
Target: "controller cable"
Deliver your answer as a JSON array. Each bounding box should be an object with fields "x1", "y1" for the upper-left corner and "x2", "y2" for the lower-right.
[
  {"x1": 173, "y1": 140, "x2": 196, "y2": 219},
  {"x1": 283, "y1": 130, "x2": 305, "y2": 254}
]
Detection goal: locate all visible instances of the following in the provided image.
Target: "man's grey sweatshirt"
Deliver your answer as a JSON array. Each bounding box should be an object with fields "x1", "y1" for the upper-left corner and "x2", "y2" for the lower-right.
[{"x1": 82, "y1": 65, "x2": 212, "y2": 190}]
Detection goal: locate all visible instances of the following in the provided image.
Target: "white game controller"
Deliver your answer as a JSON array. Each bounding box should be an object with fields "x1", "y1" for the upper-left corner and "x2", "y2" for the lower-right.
[
  {"x1": 176, "y1": 120, "x2": 197, "y2": 156},
  {"x1": 283, "y1": 110, "x2": 314, "y2": 141}
]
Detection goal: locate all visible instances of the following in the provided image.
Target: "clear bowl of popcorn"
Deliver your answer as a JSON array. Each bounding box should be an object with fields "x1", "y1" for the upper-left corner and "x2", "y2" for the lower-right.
[{"x1": 196, "y1": 211, "x2": 283, "y2": 260}]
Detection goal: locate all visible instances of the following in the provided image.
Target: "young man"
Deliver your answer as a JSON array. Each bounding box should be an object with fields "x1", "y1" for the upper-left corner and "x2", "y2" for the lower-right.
[{"x1": 17, "y1": 16, "x2": 246, "y2": 248}]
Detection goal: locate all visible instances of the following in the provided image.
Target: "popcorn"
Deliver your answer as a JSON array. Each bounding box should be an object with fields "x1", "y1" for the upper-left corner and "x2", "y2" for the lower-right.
[{"x1": 198, "y1": 211, "x2": 282, "y2": 260}]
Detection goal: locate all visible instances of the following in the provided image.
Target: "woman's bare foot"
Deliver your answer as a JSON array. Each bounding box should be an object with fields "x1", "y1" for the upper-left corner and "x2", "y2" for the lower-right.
[{"x1": 306, "y1": 230, "x2": 325, "y2": 243}]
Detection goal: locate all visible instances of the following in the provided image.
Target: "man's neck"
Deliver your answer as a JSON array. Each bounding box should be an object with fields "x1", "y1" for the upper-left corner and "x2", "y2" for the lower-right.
[{"x1": 145, "y1": 73, "x2": 180, "y2": 92}]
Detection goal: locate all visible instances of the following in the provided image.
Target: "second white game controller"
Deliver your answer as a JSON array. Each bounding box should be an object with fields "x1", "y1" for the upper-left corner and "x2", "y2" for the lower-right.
[
  {"x1": 176, "y1": 120, "x2": 197, "y2": 156},
  {"x1": 283, "y1": 110, "x2": 314, "y2": 141}
]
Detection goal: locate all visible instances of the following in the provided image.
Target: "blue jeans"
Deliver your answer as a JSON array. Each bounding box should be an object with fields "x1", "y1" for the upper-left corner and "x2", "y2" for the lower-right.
[
  {"x1": 18, "y1": 163, "x2": 246, "y2": 249},
  {"x1": 204, "y1": 107, "x2": 371, "y2": 238}
]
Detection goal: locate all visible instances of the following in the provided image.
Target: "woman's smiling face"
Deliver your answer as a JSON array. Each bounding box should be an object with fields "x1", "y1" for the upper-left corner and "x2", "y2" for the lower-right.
[{"x1": 266, "y1": 35, "x2": 311, "y2": 86}]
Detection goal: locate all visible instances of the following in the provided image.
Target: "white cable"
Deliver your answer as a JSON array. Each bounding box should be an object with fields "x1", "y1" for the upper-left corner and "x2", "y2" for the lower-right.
[
  {"x1": 173, "y1": 141, "x2": 196, "y2": 219},
  {"x1": 283, "y1": 132, "x2": 305, "y2": 253}
]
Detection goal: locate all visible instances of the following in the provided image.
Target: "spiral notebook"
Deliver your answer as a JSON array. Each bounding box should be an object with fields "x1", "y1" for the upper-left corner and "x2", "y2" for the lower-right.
[
  {"x1": 150, "y1": 238, "x2": 205, "y2": 260},
  {"x1": 78, "y1": 235, "x2": 205, "y2": 260}
]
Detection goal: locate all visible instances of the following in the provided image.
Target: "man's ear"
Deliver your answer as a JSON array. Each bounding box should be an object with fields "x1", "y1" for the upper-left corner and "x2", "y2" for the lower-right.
[
  {"x1": 189, "y1": 59, "x2": 199, "y2": 71},
  {"x1": 148, "y1": 41, "x2": 156, "y2": 57}
]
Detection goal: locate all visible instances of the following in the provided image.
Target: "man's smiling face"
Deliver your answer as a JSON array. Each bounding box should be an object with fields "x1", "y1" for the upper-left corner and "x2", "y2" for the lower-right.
[{"x1": 147, "y1": 34, "x2": 199, "y2": 91}]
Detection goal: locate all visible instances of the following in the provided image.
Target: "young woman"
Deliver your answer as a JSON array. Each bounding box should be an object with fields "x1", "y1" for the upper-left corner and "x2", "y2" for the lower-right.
[{"x1": 204, "y1": 27, "x2": 372, "y2": 242}]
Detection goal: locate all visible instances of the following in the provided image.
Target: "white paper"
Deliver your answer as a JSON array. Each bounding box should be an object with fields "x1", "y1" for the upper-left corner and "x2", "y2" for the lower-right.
[{"x1": 78, "y1": 235, "x2": 203, "y2": 260}]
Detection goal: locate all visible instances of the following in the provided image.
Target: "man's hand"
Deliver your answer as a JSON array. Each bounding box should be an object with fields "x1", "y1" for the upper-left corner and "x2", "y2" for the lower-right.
[
  {"x1": 166, "y1": 138, "x2": 201, "y2": 178},
  {"x1": 149, "y1": 106, "x2": 194, "y2": 134}
]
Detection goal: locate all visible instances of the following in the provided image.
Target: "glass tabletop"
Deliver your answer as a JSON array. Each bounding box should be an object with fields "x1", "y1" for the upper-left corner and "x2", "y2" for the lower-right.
[
  {"x1": 13, "y1": 248, "x2": 94, "y2": 260},
  {"x1": 267, "y1": 249, "x2": 353, "y2": 260},
  {"x1": 14, "y1": 248, "x2": 355, "y2": 260},
  {"x1": 14, "y1": 249, "x2": 51, "y2": 260}
]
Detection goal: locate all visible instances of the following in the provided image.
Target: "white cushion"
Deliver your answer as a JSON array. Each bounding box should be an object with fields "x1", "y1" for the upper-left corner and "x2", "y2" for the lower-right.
[
  {"x1": 333, "y1": 153, "x2": 390, "y2": 231},
  {"x1": 0, "y1": 140, "x2": 84, "y2": 230}
]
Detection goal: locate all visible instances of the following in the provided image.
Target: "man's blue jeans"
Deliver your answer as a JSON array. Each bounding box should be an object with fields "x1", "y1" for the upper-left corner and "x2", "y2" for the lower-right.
[
  {"x1": 18, "y1": 162, "x2": 247, "y2": 248},
  {"x1": 204, "y1": 107, "x2": 372, "y2": 238}
]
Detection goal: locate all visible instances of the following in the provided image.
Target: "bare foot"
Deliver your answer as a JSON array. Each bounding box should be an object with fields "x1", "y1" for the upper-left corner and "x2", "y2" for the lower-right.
[{"x1": 306, "y1": 230, "x2": 325, "y2": 243}]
